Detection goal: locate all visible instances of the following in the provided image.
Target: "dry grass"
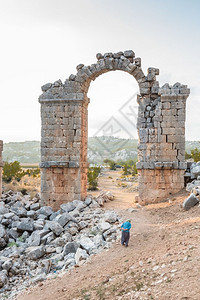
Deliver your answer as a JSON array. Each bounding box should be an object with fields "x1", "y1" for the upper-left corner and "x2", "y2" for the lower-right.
[{"x1": 2, "y1": 174, "x2": 40, "y2": 197}]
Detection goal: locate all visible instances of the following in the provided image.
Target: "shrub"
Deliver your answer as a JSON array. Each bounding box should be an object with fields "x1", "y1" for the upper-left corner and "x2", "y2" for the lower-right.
[
  {"x1": 191, "y1": 148, "x2": 200, "y2": 162},
  {"x1": 87, "y1": 166, "x2": 101, "y2": 190},
  {"x1": 103, "y1": 159, "x2": 116, "y2": 170},
  {"x1": 3, "y1": 161, "x2": 25, "y2": 183}
]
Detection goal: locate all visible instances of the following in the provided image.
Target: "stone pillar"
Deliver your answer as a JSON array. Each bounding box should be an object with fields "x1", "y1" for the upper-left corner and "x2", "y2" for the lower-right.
[
  {"x1": 39, "y1": 80, "x2": 88, "y2": 210},
  {"x1": 137, "y1": 83, "x2": 190, "y2": 204},
  {"x1": 0, "y1": 140, "x2": 3, "y2": 198}
]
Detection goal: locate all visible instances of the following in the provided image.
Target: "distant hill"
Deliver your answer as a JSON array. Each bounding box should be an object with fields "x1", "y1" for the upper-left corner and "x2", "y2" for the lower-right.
[
  {"x1": 2, "y1": 138, "x2": 200, "y2": 164},
  {"x1": 3, "y1": 141, "x2": 40, "y2": 164}
]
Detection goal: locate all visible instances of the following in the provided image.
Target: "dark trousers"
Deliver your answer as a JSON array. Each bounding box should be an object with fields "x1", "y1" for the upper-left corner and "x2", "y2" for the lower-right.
[{"x1": 121, "y1": 231, "x2": 130, "y2": 246}]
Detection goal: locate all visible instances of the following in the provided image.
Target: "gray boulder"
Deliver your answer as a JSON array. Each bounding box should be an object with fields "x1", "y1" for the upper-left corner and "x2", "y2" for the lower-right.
[
  {"x1": 37, "y1": 214, "x2": 48, "y2": 220},
  {"x1": 191, "y1": 162, "x2": 200, "y2": 179},
  {"x1": 2, "y1": 259, "x2": 12, "y2": 271},
  {"x1": 186, "y1": 180, "x2": 200, "y2": 192},
  {"x1": 85, "y1": 196, "x2": 92, "y2": 206},
  {"x1": 50, "y1": 233, "x2": 72, "y2": 247},
  {"x1": 4, "y1": 212, "x2": 15, "y2": 219},
  {"x1": 98, "y1": 221, "x2": 111, "y2": 232},
  {"x1": 104, "y1": 211, "x2": 118, "y2": 223},
  {"x1": 62, "y1": 242, "x2": 79, "y2": 256},
  {"x1": 17, "y1": 219, "x2": 34, "y2": 233},
  {"x1": 30, "y1": 203, "x2": 40, "y2": 211},
  {"x1": 0, "y1": 270, "x2": 8, "y2": 288},
  {"x1": 28, "y1": 231, "x2": 41, "y2": 246},
  {"x1": 26, "y1": 246, "x2": 45, "y2": 260},
  {"x1": 183, "y1": 193, "x2": 199, "y2": 210},
  {"x1": 55, "y1": 212, "x2": 72, "y2": 227},
  {"x1": 0, "y1": 207, "x2": 9, "y2": 215},
  {"x1": 41, "y1": 232, "x2": 55, "y2": 245},
  {"x1": 8, "y1": 228, "x2": 19, "y2": 240},
  {"x1": 0, "y1": 225, "x2": 9, "y2": 249},
  {"x1": 38, "y1": 206, "x2": 54, "y2": 217},
  {"x1": 27, "y1": 210, "x2": 38, "y2": 219},
  {"x1": 49, "y1": 221, "x2": 63, "y2": 236},
  {"x1": 79, "y1": 236, "x2": 95, "y2": 252},
  {"x1": 60, "y1": 202, "x2": 76, "y2": 213},
  {"x1": 75, "y1": 248, "x2": 88, "y2": 264},
  {"x1": 11, "y1": 207, "x2": 27, "y2": 218}
]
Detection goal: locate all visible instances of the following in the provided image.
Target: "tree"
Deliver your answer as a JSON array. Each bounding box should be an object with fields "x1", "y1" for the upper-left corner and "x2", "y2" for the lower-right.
[
  {"x1": 122, "y1": 164, "x2": 129, "y2": 175},
  {"x1": 3, "y1": 161, "x2": 25, "y2": 183},
  {"x1": 103, "y1": 159, "x2": 116, "y2": 170}
]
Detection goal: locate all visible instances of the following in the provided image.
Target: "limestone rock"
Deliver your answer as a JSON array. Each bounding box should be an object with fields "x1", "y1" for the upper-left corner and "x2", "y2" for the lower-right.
[
  {"x1": 28, "y1": 231, "x2": 41, "y2": 246},
  {"x1": 183, "y1": 193, "x2": 199, "y2": 210},
  {"x1": 104, "y1": 211, "x2": 118, "y2": 223},
  {"x1": 48, "y1": 221, "x2": 63, "y2": 236},
  {"x1": 98, "y1": 221, "x2": 111, "y2": 232},
  {"x1": 60, "y1": 202, "x2": 76, "y2": 213},
  {"x1": 79, "y1": 236, "x2": 95, "y2": 252},
  {"x1": 0, "y1": 225, "x2": 9, "y2": 249},
  {"x1": 55, "y1": 212, "x2": 75, "y2": 227},
  {"x1": 0, "y1": 270, "x2": 8, "y2": 288},
  {"x1": 38, "y1": 206, "x2": 54, "y2": 217},
  {"x1": 17, "y1": 219, "x2": 34, "y2": 233},
  {"x1": 26, "y1": 246, "x2": 45, "y2": 260},
  {"x1": 62, "y1": 242, "x2": 79, "y2": 256},
  {"x1": 75, "y1": 247, "x2": 88, "y2": 264},
  {"x1": 124, "y1": 50, "x2": 135, "y2": 58},
  {"x1": 85, "y1": 196, "x2": 92, "y2": 206},
  {"x1": 30, "y1": 203, "x2": 40, "y2": 211}
]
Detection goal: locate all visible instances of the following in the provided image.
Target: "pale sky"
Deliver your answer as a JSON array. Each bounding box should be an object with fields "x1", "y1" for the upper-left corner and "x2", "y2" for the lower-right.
[{"x1": 0, "y1": 0, "x2": 200, "y2": 142}]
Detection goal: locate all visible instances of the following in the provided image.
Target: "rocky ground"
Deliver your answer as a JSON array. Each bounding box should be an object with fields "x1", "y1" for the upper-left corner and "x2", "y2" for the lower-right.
[
  {"x1": 0, "y1": 188, "x2": 121, "y2": 299},
  {"x1": 1, "y1": 170, "x2": 200, "y2": 300}
]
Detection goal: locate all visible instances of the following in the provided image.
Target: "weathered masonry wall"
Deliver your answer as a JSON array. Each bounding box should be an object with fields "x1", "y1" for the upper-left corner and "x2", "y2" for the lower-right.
[
  {"x1": 39, "y1": 50, "x2": 189, "y2": 209},
  {"x1": 0, "y1": 140, "x2": 3, "y2": 198},
  {"x1": 136, "y1": 84, "x2": 189, "y2": 203}
]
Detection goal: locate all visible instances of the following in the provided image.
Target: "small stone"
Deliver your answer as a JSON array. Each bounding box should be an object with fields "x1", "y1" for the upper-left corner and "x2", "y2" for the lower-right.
[
  {"x1": 96, "y1": 53, "x2": 103, "y2": 60},
  {"x1": 76, "y1": 64, "x2": 84, "y2": 70},
  {"x1": 124, "y1": 50, "x2": 135, "y2": 58},
  {"x1": 41, "y1": 83, "x2": 52, "y2": 92}
]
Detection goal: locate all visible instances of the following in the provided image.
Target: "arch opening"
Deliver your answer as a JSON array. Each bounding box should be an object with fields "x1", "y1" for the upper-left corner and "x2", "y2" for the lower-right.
[{"x1": 38, "y1": 50, "x2": 190, "y2": 209}]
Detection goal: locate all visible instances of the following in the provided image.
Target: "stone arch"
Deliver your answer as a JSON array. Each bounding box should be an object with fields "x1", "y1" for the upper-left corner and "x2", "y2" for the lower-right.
[{"x1": 39, "y1": 50, "x2": 190, "y2": 209}]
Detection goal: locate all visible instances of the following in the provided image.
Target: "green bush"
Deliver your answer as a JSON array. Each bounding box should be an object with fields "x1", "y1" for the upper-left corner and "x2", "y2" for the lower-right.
[
  {"x1": 191, "y1": 148, "x2": 200, "y2": 162},
  {"x1": 24, "y1": 168, "x2": 40, "y2": 177},
  {"x1": 3, "y1": 161, "x2": 25, "y2": 183},
  {"x1": 87, "y1": 166, "x2": 101, "y2": 190},
  {"x1": 103, "y1": 159, "x2": 116, "y2": 170},
  {"x1": 185, "y1": 148, "x2": 200, "y2": 162}
]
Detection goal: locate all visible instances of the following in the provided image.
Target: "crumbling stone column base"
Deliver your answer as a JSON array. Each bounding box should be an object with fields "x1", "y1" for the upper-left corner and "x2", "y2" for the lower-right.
[
  {"x1": 138, "y1": 168, "x2": 185, "y2": 204},
  {"x1": 41, "y1": 165, "x2": 87, "y2": 210}
]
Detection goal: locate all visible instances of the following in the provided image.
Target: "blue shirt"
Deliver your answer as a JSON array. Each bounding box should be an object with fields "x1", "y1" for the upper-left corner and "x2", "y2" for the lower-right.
[{"x1": 121, "y1": 221, "x2": 131, "y2": 232}]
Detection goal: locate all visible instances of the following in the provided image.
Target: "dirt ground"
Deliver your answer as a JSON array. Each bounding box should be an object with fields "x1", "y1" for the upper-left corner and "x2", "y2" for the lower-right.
[{"x1": 17, "y1": 170, "x2": 200, "y2": 300}]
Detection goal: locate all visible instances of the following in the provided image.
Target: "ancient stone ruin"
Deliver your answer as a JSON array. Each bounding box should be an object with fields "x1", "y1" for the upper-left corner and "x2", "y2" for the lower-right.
[
  {"x1": 39, "y1": 50, "x2": 190, "y2": 209},
  {"x1": 0, "y1": 141, "x2": 3, "y2": 198}
]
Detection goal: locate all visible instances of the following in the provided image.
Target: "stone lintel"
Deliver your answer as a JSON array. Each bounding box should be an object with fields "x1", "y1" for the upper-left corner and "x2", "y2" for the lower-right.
[{"x1": 40, "y1": 161, "x2": 80, "y2": 168}]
